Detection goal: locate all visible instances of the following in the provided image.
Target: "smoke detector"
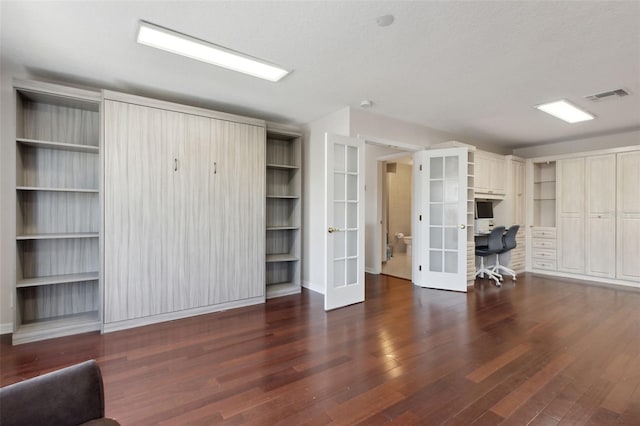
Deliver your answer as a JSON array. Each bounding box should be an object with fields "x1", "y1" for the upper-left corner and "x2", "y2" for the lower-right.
[
  {"x1": 585, "y1": 88, "x2": 630, "y2": 102},
  {"x1": 376, "y1": 14, "x2": 395, "y2": 27},
  {"x1": 360, "y1": 99, "x2": 373, "y2": 108}
]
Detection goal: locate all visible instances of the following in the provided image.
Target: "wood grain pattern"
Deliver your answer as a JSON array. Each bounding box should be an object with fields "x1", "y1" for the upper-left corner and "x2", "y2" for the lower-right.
[
  {"x1": 2, "y1": 273, "x2": 639, "y2": 424},
  {"x1": 13, "y1": 85, "x2": 101, "y2": 344},
  {"x1": 104, "y1": 100, "x2": 266, "y2": 324}
]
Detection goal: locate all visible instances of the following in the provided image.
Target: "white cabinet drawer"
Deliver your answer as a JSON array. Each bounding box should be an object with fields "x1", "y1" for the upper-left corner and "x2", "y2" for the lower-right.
[
  {"x1": 532, "y1": 227, "x2": 556, "y2": 239},
  {"x1": 532, "y1": 248, "x2": 556, "y2": 260},
  {"x1": 532, "y1": 239, "x2": 556, "y2": 249},
  {"x1": 532, "y1": 259, "x2": 557, "y2": 270}
]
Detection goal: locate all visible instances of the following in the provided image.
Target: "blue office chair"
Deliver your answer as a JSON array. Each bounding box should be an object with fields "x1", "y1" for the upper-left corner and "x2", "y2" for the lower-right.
[
  {"x1": 491, "y1": 224, "x2": 520, "y2": 281},
  {"x1": 475, "y1": 226, "x2": 505, "y2": 286}
]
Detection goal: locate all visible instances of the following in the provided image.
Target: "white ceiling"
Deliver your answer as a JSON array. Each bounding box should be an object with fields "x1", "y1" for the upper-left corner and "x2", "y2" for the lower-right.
[{"x1": 2, "y1": 1, "x2": 639, "y2": 149}]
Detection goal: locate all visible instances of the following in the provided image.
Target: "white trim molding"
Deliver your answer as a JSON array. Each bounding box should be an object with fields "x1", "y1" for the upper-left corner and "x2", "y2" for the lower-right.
[
  {"x1": 0, "y1": 323, "x2": 14, "y2": 335},
  {"x1": 302, "y1": 280, "x2": 324, "y2": 295}
]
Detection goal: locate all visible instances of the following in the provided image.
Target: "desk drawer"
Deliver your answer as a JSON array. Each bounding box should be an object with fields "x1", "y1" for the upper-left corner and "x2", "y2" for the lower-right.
[
  {"x1": 531, "y1": 227, "x2": 556, "y2": 239},
  {"x1": 532, "y1": 248, "x2": 556, "y2": 260},
  {"x1": 532, "y1": 259, "x2": 557, "y2": 270},
  {"x1": 532, "y1": 238, "x2": 556, "y2": 249}
]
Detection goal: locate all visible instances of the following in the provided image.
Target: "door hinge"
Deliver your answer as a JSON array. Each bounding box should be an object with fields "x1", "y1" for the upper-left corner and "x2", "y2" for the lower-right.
[
  {"x1": 419, "y1": 215, "x2": 422, "y2": 221},
  {"x1": 419, "y1": 164, "x2": 422, "y2": 171},
  {"x1": 419, "y1": 265, "x2": 422, "y2": 271}
]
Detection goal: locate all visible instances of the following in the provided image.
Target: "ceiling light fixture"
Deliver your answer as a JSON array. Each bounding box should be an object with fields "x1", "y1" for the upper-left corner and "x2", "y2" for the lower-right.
[
  {"x1": 136, "y1": 20, "x2": 290, "y2": 82},
  {"x1": 535, "y1": 99, "x2": 594, "y2": 123}
]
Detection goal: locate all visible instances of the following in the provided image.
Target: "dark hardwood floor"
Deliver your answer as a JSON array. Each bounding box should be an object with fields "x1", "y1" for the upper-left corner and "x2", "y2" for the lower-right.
[{"x1": 1, "y1": 273, "x2": 639, "y2": 425}]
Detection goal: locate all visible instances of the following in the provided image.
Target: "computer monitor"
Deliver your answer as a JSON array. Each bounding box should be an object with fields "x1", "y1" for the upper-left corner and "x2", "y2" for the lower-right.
[{"x1": 475, "y1": 201, "x2": 494, "y2": 219}]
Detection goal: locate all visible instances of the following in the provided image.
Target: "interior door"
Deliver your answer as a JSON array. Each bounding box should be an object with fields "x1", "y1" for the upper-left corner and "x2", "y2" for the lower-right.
[
  {"x1": 413, "y1": 147, "x2": 468, "y2": 292},
  {"x1": 325, "y1": 133, "x2": 365, "y2": 310}
]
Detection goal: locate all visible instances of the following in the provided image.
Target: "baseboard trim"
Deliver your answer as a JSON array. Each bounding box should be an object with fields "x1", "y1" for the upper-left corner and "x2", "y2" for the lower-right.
[
  {"x1": 302, "y1": 280, "x2": 324, "y2": 295},
  {"x1": 528, "y1": 269, "x2": 640, "y2": 290},
  {"x1": 365, "y1": 267, "x2": 380, "y2": 275},
  {"x1": 0, "y1": 322, "x2": 13, "y2": 335},
  {"x1": 103, "y1": 296, "x2": 265, "y2": 333}
]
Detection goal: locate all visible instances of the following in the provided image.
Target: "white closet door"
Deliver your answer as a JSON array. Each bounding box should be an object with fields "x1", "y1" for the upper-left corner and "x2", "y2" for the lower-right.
[
  {"x1": 617, "y1": 151, "x2": 640, "y2": 282},
  {"x1": 557, "y1": 157, "x2": 585, "y2": 274},
  {"x1": 585, "y1": 154, "x2": 616, "y2": 278},
  {"x1": 210, "y1": 120, "x2": 265, "y2": 304},
  {"x1": 104, "y1": 101, "x2": 173, "y2": 322}
]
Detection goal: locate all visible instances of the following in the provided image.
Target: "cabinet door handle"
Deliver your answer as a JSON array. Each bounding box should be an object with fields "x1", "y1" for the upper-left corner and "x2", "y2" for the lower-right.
[{"x1": 174, "y1": 158, "x2": 178, "y2": 172}]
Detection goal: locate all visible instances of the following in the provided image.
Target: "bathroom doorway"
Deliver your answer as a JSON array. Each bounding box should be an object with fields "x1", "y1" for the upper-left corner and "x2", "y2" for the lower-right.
[{"x1": 381, "y1": 155, "x2": 413, "y2": 280}]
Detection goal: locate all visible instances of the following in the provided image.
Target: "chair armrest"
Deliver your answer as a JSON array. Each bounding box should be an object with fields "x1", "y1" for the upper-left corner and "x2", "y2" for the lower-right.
[{"x1": 0, "y1": 360, "x2": 106, "y2": 426}]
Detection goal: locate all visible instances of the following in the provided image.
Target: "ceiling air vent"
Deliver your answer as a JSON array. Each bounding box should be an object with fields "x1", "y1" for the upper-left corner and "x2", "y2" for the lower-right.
[{"x1": 585, "y1": 88, "x2": 630, "y2": 102}]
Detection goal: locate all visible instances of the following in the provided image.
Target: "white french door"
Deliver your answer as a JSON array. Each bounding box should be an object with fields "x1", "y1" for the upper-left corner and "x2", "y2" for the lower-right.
[
  {"x1": 325, "y1": 133, "x2": 365, "y2": 310},
  {"x1": 413, "y1": 148, "x2": 468, "y2": 292}
]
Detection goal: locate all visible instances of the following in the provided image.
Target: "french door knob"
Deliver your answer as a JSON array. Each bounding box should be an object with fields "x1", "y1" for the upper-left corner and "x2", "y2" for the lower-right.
[
  {"x1": 328, "y1": 226, "x2": 340, "y2": 233},
  {"x1": 459, "y1": 224, "x2": 466, "y2": 229}
]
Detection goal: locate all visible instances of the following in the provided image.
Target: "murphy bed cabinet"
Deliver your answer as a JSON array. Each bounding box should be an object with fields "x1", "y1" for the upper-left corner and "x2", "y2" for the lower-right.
[
  {"x1": 13, "y1": 80, "x2": 102, "y2": 344},
  {"x1": 265, "y1": 124, "x2": 302, "y2": 298},
  {"x1": 527, "y1": 147, "x2": 640, "y2": 287},
  {"x1": 102, "y1": 92, "x2": 266, "y2": 331}
]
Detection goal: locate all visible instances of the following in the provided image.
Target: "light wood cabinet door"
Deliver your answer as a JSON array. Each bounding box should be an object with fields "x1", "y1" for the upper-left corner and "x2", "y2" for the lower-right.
[
  {"x1": 104, "y1": 101, "x2": 177, "y2": 322},
  {"x1": 557, "y1": 157, "x2": 585, "y2": 274},
  {"x1": 585, "y1": 154, "x2": 615, "y2": 278},
  {"x1": 178, "y1": 114, "x2": 212, "y2": 310},
  {"x1": 209, "y1": 120, "x2": 265, "y2": 305},
  {"x1": 617, "y1": 151, "x2": 640, "y2": 281}
]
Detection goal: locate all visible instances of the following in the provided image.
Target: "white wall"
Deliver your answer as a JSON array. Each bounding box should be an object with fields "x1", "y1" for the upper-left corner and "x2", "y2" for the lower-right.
[
  {"x1": 512, "y1": 129, "x2": 640, "y2": 158},
  {"x1": 301, "y1": 108, "x2": 350, "y2": 295}
]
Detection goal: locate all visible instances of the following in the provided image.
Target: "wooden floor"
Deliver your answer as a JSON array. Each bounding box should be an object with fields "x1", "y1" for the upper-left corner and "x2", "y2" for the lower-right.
[{"x1": 1, "y1": 273, "x2": 639, "y2": 425}]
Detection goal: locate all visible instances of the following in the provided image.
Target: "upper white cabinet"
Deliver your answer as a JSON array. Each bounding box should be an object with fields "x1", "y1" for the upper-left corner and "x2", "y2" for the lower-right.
[
  {"x1": 474, "y1": 150, "x2": 506, "y2": 198},
  {"x1": 103, "y1": 93, "x2": 266, "y2": 328},
  {"x1": 616, "y1": 151, "x2": 640, "y2": 282}
]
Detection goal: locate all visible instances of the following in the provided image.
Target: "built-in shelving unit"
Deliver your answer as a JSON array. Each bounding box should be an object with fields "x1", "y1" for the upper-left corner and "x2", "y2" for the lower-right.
[
  {"x1": 265, "y1": 124, "x2": 302, "y2": 299},
  {"x1": 533, "y1": 162, "x2": 556, "y2": 227},
  {"x1": 466, "y1": 150, "x2": 476, "y2": 284},
  {"x1": 13, "y1": 80, "x2": 102, "y2": 344}
]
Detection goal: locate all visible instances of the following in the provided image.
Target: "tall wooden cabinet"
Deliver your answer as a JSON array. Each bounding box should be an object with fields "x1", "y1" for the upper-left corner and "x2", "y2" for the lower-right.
[
  {"x1": 102, "y1": 92, "x2": 266, "y2": 329},
  {"x1": 13, "y1": 80, "x2": 102, "y2": 344},
  {"x1": 616, "y1": 151, "x2": 640, "y2": 282},
  {"x1": 585, "y1": 155, "x2": 616, "y2": 278},
  {"x1": 556, "y1": 158, "x2": 585, "y2": 274}
]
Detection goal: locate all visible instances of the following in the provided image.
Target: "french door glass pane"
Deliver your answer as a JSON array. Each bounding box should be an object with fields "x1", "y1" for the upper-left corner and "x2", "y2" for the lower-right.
[
  {"x1": 334, "y1": 259, "x2": 346, "y2": 288},
  {"x1": 347, "y1": 258, "x2": 357, "y2": 285},
  {"x1": 334, "y1": 173, "x2": 345, "y2": 201},
  {"x1": 430, "y1": 181, "x2": 443, "y2": 202},
  {"x1": 334, "y1": 202, "x2": 345, "y2": 229},
  {"x1": 444, "y1": 252, "x2": 458, "y2": 273},
  {"x1": 347, "y1": 146, "x2": 358, "y2": 173},
  {"x1": 445, "y1": 156, "x2": 458, "y2": 179},
  {"x1": 347, "y1": 230, "x2": 357, "y2": 257},
  {"x1": 430, "y1": 227, "x2": 442, "y2": 249},
  {"x1": 347, "y1": 174, "x2": 358, "y2": 201},
  {"x1": 334, "y1": 231, "x2": 345, "y2": 258},
  {"x1": 430, "y1": 250, "x2": 442, "y2": 272},
  {"x1": 430, "y1": 157, "x2": 443, "y2": 179},
  {"x1": 334, "y1": 145, "x2": 345, "y2": 172}
]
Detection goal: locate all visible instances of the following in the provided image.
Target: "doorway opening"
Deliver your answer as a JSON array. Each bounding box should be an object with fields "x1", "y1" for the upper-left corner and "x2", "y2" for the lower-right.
[{"x1": 381, "y1": 155, "x2": 413, "y2": 280}]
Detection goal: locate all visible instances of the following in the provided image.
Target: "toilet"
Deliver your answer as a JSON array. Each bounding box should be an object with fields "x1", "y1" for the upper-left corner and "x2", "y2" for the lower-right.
[{"x1": 403, "y1": 236, "x2": 412, "y2": 257}]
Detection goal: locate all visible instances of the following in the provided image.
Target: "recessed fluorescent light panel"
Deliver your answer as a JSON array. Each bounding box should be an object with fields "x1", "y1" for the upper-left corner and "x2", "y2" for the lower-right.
[
  {"x1": 137, "y1": 21, "x2": 290, "y2": 82},
  {"x1": 535, "y1": 100, "x2": 594, "y2": 123}
]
